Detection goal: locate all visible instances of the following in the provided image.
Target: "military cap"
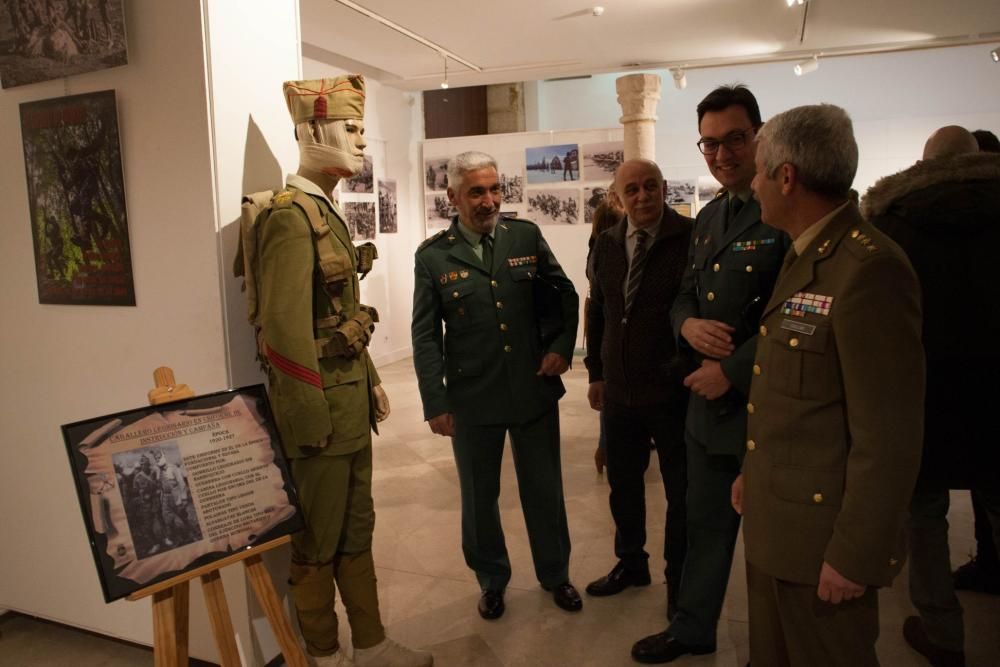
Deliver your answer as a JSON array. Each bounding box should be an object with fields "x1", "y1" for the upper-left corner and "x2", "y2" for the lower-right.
[{"x1": 283, "y1": 75, "x2": 366, "y2": 124}]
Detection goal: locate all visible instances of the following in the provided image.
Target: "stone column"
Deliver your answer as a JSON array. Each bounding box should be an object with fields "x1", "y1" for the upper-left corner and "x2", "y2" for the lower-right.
[
  {"x1": 487, "y1": 82, "x2": 525, "y2": 134},
  {"x1": 615, "y1": 74, "x2": 662, "y2": 162}
]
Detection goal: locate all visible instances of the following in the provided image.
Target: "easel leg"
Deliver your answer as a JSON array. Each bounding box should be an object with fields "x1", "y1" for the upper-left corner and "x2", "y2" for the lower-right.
[
  {"x1": 201, "y1": 570, "x2": 243, "y2": 667},
  {"x1": 245, "y1": 554, "x2": 309, "y2": 667},
  {"x1": 153, "y1": 582, "x2": 189, "y2": 667}
]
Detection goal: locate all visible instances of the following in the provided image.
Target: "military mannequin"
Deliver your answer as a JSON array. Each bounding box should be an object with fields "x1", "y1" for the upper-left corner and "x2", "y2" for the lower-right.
[{"x1": 255, "y1": 76, "x2": 432, "y2": 667}]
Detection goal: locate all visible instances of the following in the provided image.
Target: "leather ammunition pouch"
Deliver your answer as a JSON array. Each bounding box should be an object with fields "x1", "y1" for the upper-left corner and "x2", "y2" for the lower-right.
[
  {"x1": 315, "y1": 306, "x2": 379, "y2": 360},
  {"x1": 355, "y1": 242, "x2": 378, "y2": 280}
]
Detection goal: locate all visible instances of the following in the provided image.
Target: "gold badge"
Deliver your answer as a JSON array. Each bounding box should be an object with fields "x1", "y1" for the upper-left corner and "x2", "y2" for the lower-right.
[
  {"x1": 459, "y1": 270, "x2": 469, "y2": 279},
  {"x1": 439, "y1": 274, "x2": 447, "y2": 285},
  {"x1": 449, "y1": 271, "x2": 458, "y2": 281}
]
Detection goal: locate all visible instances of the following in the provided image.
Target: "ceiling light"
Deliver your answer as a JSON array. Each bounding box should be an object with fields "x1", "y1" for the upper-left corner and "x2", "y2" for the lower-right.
[
  {"x1": 786, "y1": 0, "x2": 805, "y2": 6},
  {"x1": 992, "y1": 46, "x2": 999, "y2": 62},
  {"x1": 671, "y1": 68, "x2": 687, "y2": 90},
  {"x1": 794, "y1": 56, "x2": 819, "y2": 76},
  {"x1": 440, "y1": 54, "x2": 449, "y2": 89},
  {"x1": 592, "y1": 6, "x2": 605, "y2": 16}
]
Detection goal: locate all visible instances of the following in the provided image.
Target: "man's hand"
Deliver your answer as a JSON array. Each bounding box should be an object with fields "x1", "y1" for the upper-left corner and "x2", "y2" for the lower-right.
[
  {"x1": 587, "y1": 381, "x2": 606, "y2": 411},
  {"x1": 594, "y1": 446, "x2": 606, "y2": 475},
  {"x1": 683, "y1": 359, "x2": 733, "y2": 400},
  {"x1": 680, "y1": 318, "x2": 736, "y2": 359},
  {"x1": 731, "y1": 473, "x2": 744, "y2": 515},
  {"x1": 817, "y1": 562, "x2": 866, "y2": 604},
  {"x1": 427, "y1": 413, "x2": 455, "y2": 437},
  {"x1": 373, "y1": 384, "x2": 391, "y2": 422},
  {"x1": 537, "y1": 352, "x2": 570, "y2": 376}
]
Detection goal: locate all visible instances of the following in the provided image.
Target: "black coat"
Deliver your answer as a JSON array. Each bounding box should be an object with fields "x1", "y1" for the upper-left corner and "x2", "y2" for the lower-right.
[{"x1": 863, "y1": 152, "x2": 1000, "y2": 489}]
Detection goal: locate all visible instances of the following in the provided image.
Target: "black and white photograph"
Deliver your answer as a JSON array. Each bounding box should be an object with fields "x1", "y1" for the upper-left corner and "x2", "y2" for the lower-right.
[
  {"x1": 21, "y1": 89, "x2": 135, "y2": 306},
  {"x1": 425, "y1": 157, "x2": 449, "y2": 191},
  {"x1": 527, "y1": 188, "x2": 580, "y2": 225},
  {"x1": 499, "y1": 170, "x2": 523, "y2": 204},
  {"x1": 698, "y1": 175, "x2": 722, "y2": 206},
  {"x1": 344, "y1": 201, "x2": 375, "y2": 240},
  {"x1": 525, "y1": 143, "x2": 579, "y2": 184},
  {"x1": 342, "y1": 154, "x2": 373, "y2": 193},
  {"x1": 584, "y1": 186, "x2": 610, "y2": 226},
  {"x1": 0, "y1": 0, "x2": 128, "y2": 89},
  {"x1": 425, "y1": 193, "x2": 455, "y2": 229},
  {"x1": 667, "y1": 179, "x2": 696, "y2": 217},
  {"x1": 378, "y1": 179, "x2": 397, "y2": 234},
  {"x1": 582, "y1": 141, "x2": 624, "y2": 182}
]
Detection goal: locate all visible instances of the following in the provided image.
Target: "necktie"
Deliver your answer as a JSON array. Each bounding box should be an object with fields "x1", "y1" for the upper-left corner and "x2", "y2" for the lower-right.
[
  {"x1": 481, "y1": 233, "x2": 493, "y2": 271},
  {"x1": 725, "y1": 196, "x2": 744, "y2": 233},
  {"x1": 624, "y1": 229, "x2": 649, "y2": 317}
]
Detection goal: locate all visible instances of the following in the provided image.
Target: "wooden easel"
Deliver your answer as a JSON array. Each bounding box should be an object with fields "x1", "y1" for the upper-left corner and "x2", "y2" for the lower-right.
[{"x1": 128, "y1": 367, "x2": 307, "y2": 667}]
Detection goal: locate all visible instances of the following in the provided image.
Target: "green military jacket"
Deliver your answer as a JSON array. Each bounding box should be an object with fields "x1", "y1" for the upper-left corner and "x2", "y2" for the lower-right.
[
  {"x1": 669, "y1": 194, "x2": 789, "y2": 456},
  {"x1": 742, "y1": 203, "x2": 924, "y2": 588},
  {"x1": 411, "y1": 217, "x2": 578, "y2": 426},
  {"x1": 256, "y1": 184, "x2": 380, "y2": 458}
]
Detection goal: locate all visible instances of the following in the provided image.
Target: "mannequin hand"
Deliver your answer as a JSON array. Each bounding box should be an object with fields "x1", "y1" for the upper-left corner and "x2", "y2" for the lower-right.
[{"x1": 373, "y1": 384, "x2": 390, "y2": 422}]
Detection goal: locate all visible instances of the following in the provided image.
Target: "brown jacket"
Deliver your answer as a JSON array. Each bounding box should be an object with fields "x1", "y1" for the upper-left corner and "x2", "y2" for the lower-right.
[{"x1": 742, "y1": 203, "x2": 924, "y2": 587}]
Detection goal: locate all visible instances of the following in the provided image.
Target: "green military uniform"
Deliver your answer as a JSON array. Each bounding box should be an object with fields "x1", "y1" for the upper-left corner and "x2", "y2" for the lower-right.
[
  {"x1": 411, "y1": 217, "x2": 578, "y2": 591},
  {"x1": 665, "y1": 193, "x2": 788, "y2": 647},
  {"x1": 256, "y1": 174, "x2": 385, "y2": 655},
  {"x1": 743, "y1": 203, "x2": 924, "y2": 666}
]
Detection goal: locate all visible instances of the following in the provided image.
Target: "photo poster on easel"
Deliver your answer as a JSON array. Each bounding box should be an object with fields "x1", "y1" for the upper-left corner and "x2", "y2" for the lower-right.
[{"x1": 62, "y1": 385, "x2": 303, "y2": 602}]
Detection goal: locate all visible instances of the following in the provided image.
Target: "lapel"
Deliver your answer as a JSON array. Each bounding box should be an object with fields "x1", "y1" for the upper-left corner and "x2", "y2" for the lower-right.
[
  {"x1": 491, "y1": 219, "x2": 515, "y2": 275},
  {"x1": 702, "y1": 198, "x2": 729, "y2": 255},
  {"x1": 714, "y1": 197, "x2": 760, "y2": 256},
  {"x1": 446, "y1": 219, "x2": 490, "y2": 274},
  {"x1": 762, "y1": 203, "x2": 862, "y2": 319}
]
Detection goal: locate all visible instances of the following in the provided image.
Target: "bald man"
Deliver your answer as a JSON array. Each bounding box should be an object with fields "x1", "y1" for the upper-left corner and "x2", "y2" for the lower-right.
[{"x1": 864, "y1": 125, "x2": 1000, "y2": 667}]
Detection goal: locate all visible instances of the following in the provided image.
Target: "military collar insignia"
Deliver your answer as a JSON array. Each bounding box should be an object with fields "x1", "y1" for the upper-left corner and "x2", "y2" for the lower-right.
[
  {"x1": 508, "y1": 255, "x2": 537, "y2": 267},
  {"x1": 816, "y1": 239, "x2": 832, "y2": 255},
  {"x1": 499, "y1": 223, "x2": 509, "y2": 230},
  {"x1": 782, "y1": 291, "x2": 833, "y2": 318}
]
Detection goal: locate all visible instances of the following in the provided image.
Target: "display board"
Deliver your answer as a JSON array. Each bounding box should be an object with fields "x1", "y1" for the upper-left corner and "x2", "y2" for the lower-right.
[{"x1": 62, "y1": 385, "x2": 302, "y2": 602}]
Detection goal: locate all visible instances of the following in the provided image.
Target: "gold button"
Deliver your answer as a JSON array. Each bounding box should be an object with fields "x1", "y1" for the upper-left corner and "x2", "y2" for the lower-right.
[
  {"x1": 813, "y1": 493, "x2": 824, "y2": 504},
  {"x1": 851, "y1": 230, "x2": 860, "y2": 238},
  {"x1": 496, "y1": 301, "x2": 503, "y2": 309},
  {"x1": 753, "y1": 364, "x2": 761, "y2": 376},
  {"x1": 452, "y1": 291, "x2": 460, "y2": 298},
  {"x1": 889, "y1": 557, "x2": 899, "y2": 566},
  {"x1": 789, "y1": 338, "x2": 799, "y2": 348},
  {"x1": 707, "y1": 292, "x2": 716, "y2": 301},
  {"x1": 504, "y1": 345, "x2": 512, "y2": 352},
  {"x1": 491, "y1": 280, "x2": 498, "y2": 287},
  {"x1": 745, "y1": 265, "x2": 753, "y2": 273},
  {"x1": 713, "y1": 263, "x2": 720, "y2": 272},
  {"x1": 760, "y1": 325, "x2": 768, "y2": 336},
  {"x1": 747, "y1": 439, "x2": 756, "y2": 451},
  {"x1": 500, "y1": 323, "x2": 508, "y2": 331},
  {"x1": 747, "y1": 403, "x2": 755, "y2": 414}
]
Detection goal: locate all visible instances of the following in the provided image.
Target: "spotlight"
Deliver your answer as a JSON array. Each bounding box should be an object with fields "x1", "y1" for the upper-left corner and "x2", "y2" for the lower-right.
[
  {"x1": 785, "y1": 0, "x2": 804, "y2": 6},
  {"x1": 592, "y1": 6, "x2": 605, "y2": 16},
  {"x1": 671, "y1": 68, "x2": 687, "y2": 90},
  {"x1": 441, "y1": 53, "x2": 449, "y2": 89},
  {"x1": 794, "y1": 56, "x2": 819, "y2": 76},
  {"x1": 992, "y1": 46, "x2": 999, "y2": 62}
]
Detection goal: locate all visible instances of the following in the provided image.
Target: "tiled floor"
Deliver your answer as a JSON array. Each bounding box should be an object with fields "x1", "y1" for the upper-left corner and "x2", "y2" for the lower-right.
[{"x1": 2, "y1": 359, "x2": 999, "y2": 665}]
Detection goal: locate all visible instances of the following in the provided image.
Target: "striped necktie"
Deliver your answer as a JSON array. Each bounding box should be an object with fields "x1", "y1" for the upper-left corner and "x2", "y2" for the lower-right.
[{"x1": 624, "y1": 229, "x2": 650, "y2": 318}]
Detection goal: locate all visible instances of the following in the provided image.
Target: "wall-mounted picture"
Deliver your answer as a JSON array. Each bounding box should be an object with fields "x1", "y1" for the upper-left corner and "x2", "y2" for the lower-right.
[
  {"x1": 527, "y1": 188, "x2": 580, "y2": 225},
  {"x1": 582, "y1": 141, "x2": 624, "y2": 182},
  {"x1": 344, "y1": 201, "x2": 375, "y2": 240},
  {"x1": 21, "y1": 89, "x2": 135, "y2": 306},
  {"x1": 499, "y1": 171, "x2": 523, "y2": 204},
  {"x1": 62, "y1": 385, "x2": 302, "y2": 602},
  {"x1": 667, "y1": 179, "x2": 696, "y2": 217},
  {"x1": 343, "y1": 154, "x2": 373, "y2": 193},
  {"x1": 584, "y1": 186, "x2": 611, "y2": 226},
  {"x1": 1, "y1": 0, "x2": 129, "y2": 89},
  {"x1": 425, "y1": 157, "x2": 449, "y2": 191},
  {"x1": 425, "y1": 193, "x2": 455, "y2": 229},
  {"x1": 698, "y1": 175, "x2": 722, "y2": 206},
  {"x1": 378, "y1": 179, "x2": 397, "y2": 234},
  {"x1": 525, "y1": 143, "x2": 579, "y2": 184}
]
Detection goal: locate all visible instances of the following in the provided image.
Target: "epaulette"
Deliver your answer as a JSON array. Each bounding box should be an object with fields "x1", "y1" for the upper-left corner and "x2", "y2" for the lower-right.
[
  {"x1": 417, "y1": 229, "x2": 448, "y2": 252},
  {"x1": 714, "y1": 188, "x2": 728, "y2": 200},
  {"x1": 843, "y1": 228, "x2": 881, "y2": 259},
  {"x1": 270, "y1": 189, "x2": 295, "y2": 209}
]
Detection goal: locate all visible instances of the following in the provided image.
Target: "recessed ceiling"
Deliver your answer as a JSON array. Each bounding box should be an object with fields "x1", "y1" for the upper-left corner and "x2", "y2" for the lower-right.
[{"x1": 301, "y1": 0, "x2": 1000, "y2": 90}]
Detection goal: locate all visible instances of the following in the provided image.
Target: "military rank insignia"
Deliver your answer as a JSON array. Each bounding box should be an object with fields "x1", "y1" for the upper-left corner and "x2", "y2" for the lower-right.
[
  {"x1": 508, "y1": 255, "x2": 537, "y2": 267},
  {"x1": 731, "y1": 238, "x2": 776, "y2": 252},
  {"x1": 782, "y1": 292, "x2": 833, "y2": 317}
]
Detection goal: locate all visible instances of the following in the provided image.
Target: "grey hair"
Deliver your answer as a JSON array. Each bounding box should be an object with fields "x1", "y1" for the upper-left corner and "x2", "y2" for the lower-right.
[
  {"x1": 447, "y1": 151, "x2": 497, "y2": 191},
  {"x1": 757, "y1": 104, "x2": 858, "y2": 199}
]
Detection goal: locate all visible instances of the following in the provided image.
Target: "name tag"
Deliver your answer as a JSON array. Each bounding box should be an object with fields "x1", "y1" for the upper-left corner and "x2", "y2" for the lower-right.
[{"x1": 780, "y1": 319, "x2": 817, "y2": 335}]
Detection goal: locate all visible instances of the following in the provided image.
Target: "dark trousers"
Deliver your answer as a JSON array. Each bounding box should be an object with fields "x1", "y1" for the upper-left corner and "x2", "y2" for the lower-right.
[
  {"x1": 604, "y1": 400, "x2": 687, "y2": 583},
  {"x1": 972, "y1": 490, "x2": 1000, "y2": 570},
  {"x1": 451, "y1": 407, "x2": 571, "y2": 591}
]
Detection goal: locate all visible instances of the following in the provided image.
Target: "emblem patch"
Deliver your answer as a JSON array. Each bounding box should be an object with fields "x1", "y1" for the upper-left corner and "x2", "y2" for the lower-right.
[{"x1": 782, "y1": 292, "x2": 834, "y2": 317}]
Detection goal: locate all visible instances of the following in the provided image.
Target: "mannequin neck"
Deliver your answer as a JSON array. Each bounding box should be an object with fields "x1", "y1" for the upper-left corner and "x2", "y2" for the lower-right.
[{"x1": 295, "y1": 165, "x2": 341, "y2": 199}]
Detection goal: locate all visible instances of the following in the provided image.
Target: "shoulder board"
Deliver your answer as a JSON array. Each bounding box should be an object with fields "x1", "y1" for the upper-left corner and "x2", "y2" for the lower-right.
[
  {"x1": 843, "y1": 228, "x2": 882, "y2": 259},
  {"x1": 500, "y1": 216, "x2": 535, "y2": 229},
  {"x1": 713, "y1": 188, "x2": 728, "y2": 200},
  {"x1": 417, "y1": 229, "x2": 448, "y2": 251},
  {"x1": 270, "y1": 189, "x2": 295, "y2": 209}
]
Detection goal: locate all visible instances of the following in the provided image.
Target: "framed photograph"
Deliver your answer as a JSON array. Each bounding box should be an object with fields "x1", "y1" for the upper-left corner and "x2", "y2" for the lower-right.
[
  {"x1": 525, "y1": 143, "x2": 579, "y2": 184},
  {"x1": 344, "y1": 201, "x2": 375, "y2": 240},
  {"x1": 1, "y1": 0, "x2": 129, "y2": 89},
  {"x1": 62, "y1": 385, "x2": 303, "y2": 602},
  {"x1": 425, "y1": 193, "x2": 455, "y2": 230},
  {"x1": 581, "y1": 141, "x2": 624, "y2": 182},
  {"x1": 424, "y1": 157, "x2": 449, "y2": 191},
  {"x1": 377, "y1": 179, "x2": 397, "y2": 233},
  {"x1": 526, "y1": 188, "x2": 580, "y2": 225},
  {"x1": 667, "y1": 179, "x2": 696, "y2": 217},
  {"x1": 343, "y1": 155, "x2": 373, "y2": 193},
  {"x1": 584, "y1": 186, "x2": 610, "y2": 226},
  {"x1": 21, "y1": 89, "x2": 135, "y2": 306},
  {"x1": 499, "y1": 170, "x2": 523, "y2": 204}
]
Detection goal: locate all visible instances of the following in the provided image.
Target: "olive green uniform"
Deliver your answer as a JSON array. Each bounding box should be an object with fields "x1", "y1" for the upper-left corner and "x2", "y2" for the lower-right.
[
  {"x1": 256, "y1": 175, "x2": 383, "y2": 655},
  {"x1": 742, "y1": 203, "x2": 924, "y2": 666},
  {"x1": 411, "y1": 217, "x2": 578, "y2": 591}
]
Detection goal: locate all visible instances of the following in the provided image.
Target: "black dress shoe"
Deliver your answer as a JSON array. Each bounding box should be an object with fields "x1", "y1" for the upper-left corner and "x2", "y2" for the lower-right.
[
  {"x1": 631, "y1": 630, "x2": 715, "y2": 664},
  {"x1": 586, "y1": 562, "x2": 651, "y2": 596},
  {"x1": 478, "y1": 589, "x2": 505, "y2": 620},
  {"x1": 902, "y1": 616, "x2": 966, "y2": 667},
  {"x1": 543, "y1": 581, "x2": 583, "y2": 612}
]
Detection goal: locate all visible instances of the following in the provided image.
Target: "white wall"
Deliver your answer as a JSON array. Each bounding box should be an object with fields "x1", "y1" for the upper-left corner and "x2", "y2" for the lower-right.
[
  {"x1": 535, "y1": 44, "x2": 1000, "y2": 195},
  {"x1": 0, "y1": 0, "x2": 230, "y2": 660}
]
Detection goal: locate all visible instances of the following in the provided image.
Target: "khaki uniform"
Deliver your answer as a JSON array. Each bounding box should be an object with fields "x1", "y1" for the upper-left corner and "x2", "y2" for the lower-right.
[{"x1": 743, "y1": 203, "x2": 924, "y2": 665}]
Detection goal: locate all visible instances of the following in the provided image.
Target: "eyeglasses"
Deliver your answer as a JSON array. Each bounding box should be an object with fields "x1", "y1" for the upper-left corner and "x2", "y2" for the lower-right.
[{"x1": 696, "y1": 128, "x2": 755, "y2": 155}]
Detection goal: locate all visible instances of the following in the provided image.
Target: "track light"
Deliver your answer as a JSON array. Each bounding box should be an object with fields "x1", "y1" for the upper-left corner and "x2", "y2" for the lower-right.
[
  {"x1": 440, "y1": 54, "x2": 449, "y2": 89},
  {"x1": 672, "y1": 68, "x2": 687, "y2": 90},
  {"x1": 794, "y1": 56, "x2": 819, "y2": 76},
  {"x1": 786, "y1": 0, "x2": 804, "y2": 6},
  {"x1": 992, "y1": 46, "x2": 999, "y2": 63}
]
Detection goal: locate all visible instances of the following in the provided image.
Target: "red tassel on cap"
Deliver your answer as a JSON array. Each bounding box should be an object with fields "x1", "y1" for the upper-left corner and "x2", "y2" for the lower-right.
[{"x1": 314, "y1": 95, "x2": 328, "y2": 119}]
